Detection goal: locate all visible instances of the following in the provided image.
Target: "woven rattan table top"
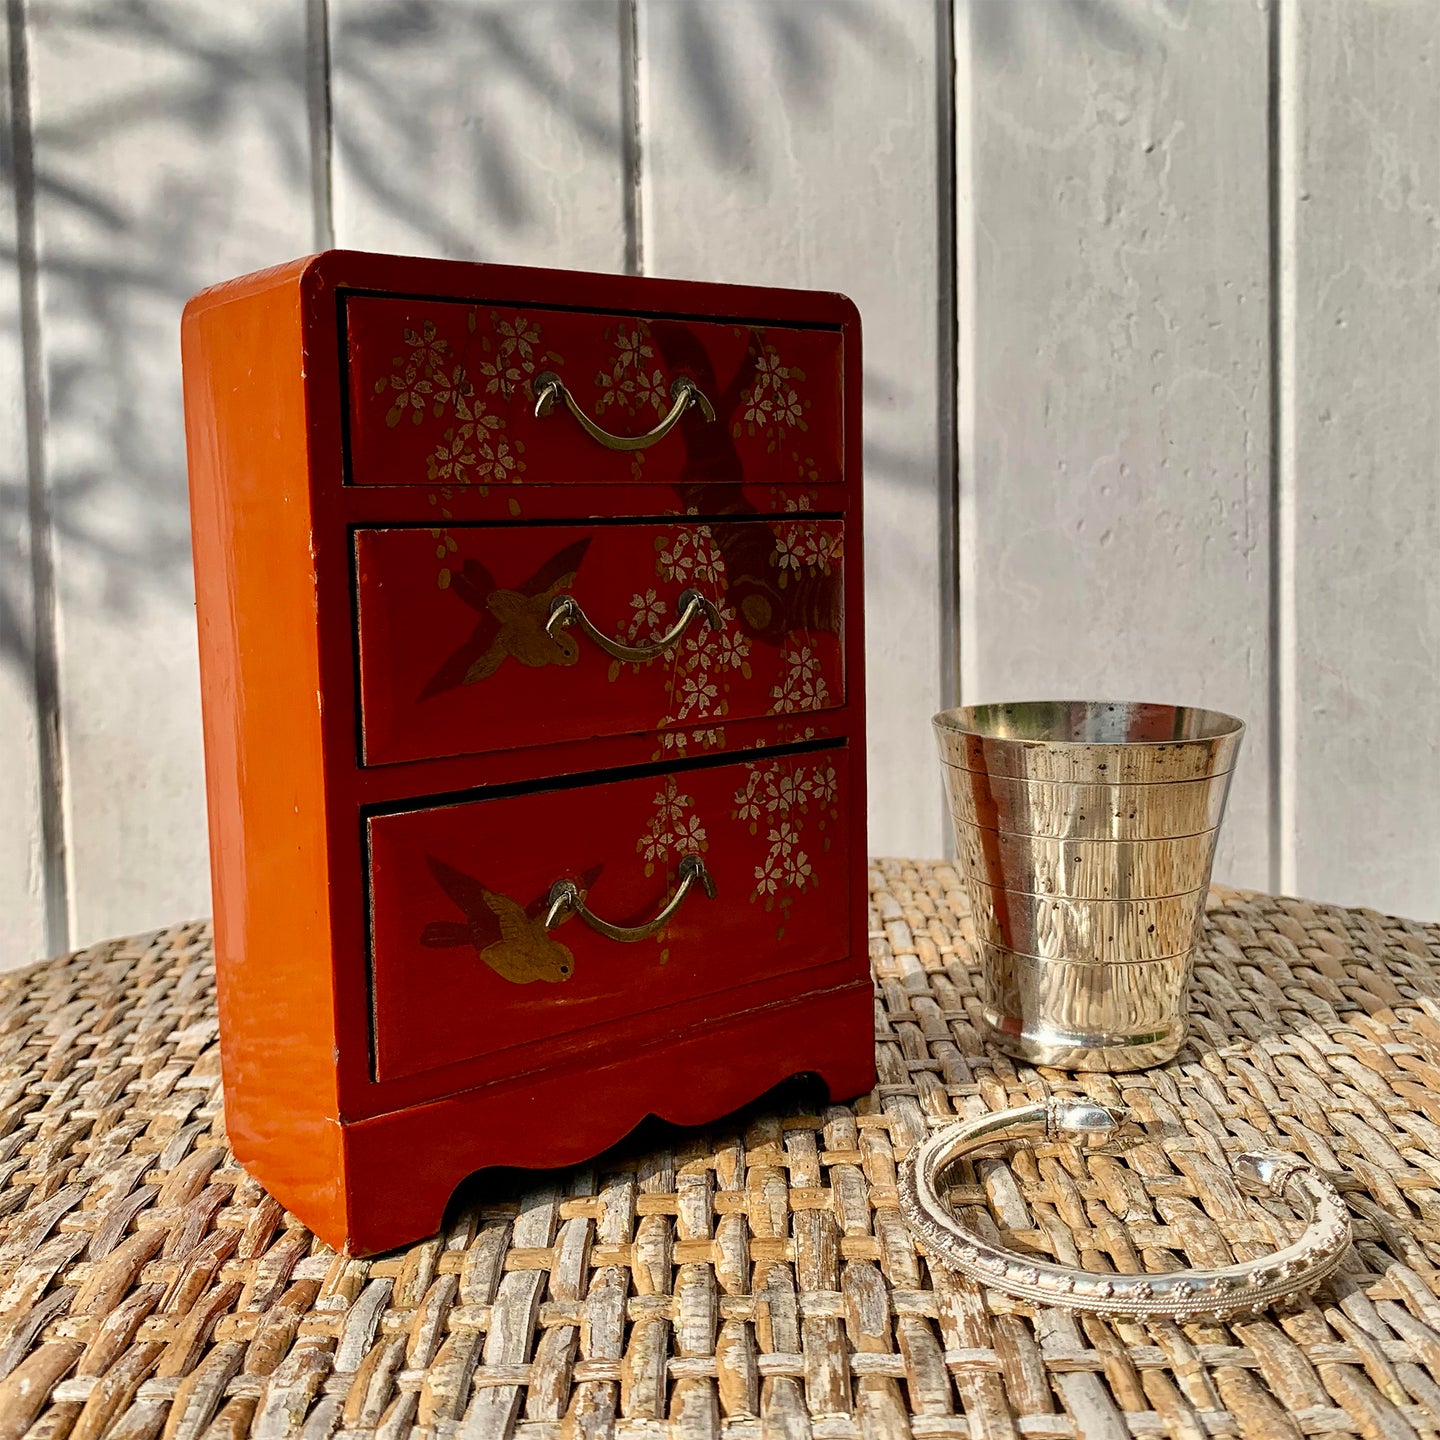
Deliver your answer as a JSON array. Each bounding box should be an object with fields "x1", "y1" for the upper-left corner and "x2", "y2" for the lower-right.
[{"x1": 3, "y1": 860, "x2": 1440, "y2": 1439}]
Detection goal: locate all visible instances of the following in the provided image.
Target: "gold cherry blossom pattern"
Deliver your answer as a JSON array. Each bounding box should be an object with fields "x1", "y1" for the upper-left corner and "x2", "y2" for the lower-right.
[
  {"x1": 733, "y1": 756, "x2": 842, "y2": 938},
  {"x1": 771, "y1": 638, "x2": 830, "y2": 714},
  {"x1": 767, "y1": 516, "x2": 842, "y2": 713},
  {"x1": 771, "y1": 521, "x2": 842, "y2": 588},
  {"x1": 656, "y1": 727, "x2": 726, "y2": 760},
  {"x1": 375, "y1": 322, "x2": 448, "y2": 428},
  {"x1": 609, "y1": 518, "x2": 842, "y2": 737},
  {"x1": 608, "y1": 527, "x2": 743, "y2": 734},
  {"x1": 624, "y1": 588, "x2": 668, "y2": 646},
  {"x1": 430, "y1": 363, "x2": 472, "y2": 414},
  {"x1": 733, "y1": 332, "x2": 832, "y2": 485},
  {"x1": 657, "y1": 527, "x2": 727, "y2": 589},
  {"x1": 636, "y1": 776, "x2": 709, "y2": 881},
  {"x1": 734, "y1": 335, "x2": 809, "y2": 455},
  {"x1": 775, "y1": 489, "x2": 820, "y2": 515},
  {"x1": 596, "y1": 321, "x2": 669, "y2": 419},
  {"x1": 374, "y1": 313, "x2": 542, "y2": 541},
  {"x1": 470, "y1": 309, "x2": 563, "y2": 399},
  {"x1": 595, "y1": 320, "x2": 670, "y2": 480},
  {"x1": 424, "y1": 397, "x2": 522, "y2": 493}
]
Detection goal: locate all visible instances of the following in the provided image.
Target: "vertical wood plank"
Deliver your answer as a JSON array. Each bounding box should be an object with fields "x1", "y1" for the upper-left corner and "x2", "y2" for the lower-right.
[
  {"x1": 1291, "y1": 1, "x2": 1440, "y2": 919},
  {"x1": 963, "y1": 0, "x2": 1273, "y2": 887},
  {"x1": 329, "y1": 0, "x2": 628, "y2": 270},
  {"x1": 26, "y1": 1, "x2": 315, "y2": 947},
  {"x1": 0, "y1": 623, "x2": 44, "y2": 967},
  {"x1": 638, "y1": 0, "x2": 949, "y2": 857},
  {"x1": 0, "y1": 9, "x2": 46, "y2": 969}
]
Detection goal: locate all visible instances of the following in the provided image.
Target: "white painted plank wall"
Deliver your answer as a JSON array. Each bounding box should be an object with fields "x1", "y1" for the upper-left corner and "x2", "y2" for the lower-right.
[
  {"x1": 1289, "y1": 0, "x2": 1440, "y2": 918},
  {"x1": 3, "y1": 0, "x2": 1440, "y2": 969},
  {"x1": 960, "y1": 0, "x2": 1273, "y2": 889},
  {"x1": 0, "y1": 10, "x2": 47, "y2": 965},
  {"x1": 329, "y1": 0, "x2": 631, "y2": 270},
  {"x1": 19, "y1": 1, "x2": 315, "y2": 956}
]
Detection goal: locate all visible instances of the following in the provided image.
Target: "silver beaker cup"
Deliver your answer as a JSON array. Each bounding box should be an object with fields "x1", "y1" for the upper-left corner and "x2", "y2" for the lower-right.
[{"x1": 934, "y1": 701, "x2": 1245, "y2": 1072}]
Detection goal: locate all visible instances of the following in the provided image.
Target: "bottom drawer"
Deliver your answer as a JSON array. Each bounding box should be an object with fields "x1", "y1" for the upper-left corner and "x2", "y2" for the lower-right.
[{"x1": 367, "y1": 746, "x2": 852, "y2": 1085}]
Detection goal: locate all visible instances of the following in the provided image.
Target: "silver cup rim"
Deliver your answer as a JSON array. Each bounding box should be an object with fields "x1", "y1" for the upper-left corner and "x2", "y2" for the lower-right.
[{"x1": 933, "y1": 699, "x2": 1245, "y2": 748}]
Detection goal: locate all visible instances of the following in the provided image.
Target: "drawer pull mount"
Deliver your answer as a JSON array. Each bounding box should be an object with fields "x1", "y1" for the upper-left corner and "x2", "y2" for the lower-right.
[
  {"x1": 532, "y1": 370, "x2": 716, "y2": 450},
  {"x1": 545, "y1": 854, "x2": 717, "y2": 943},
  {"x1": 547, "y1": 588, "x2": 722, "y2": 664}
]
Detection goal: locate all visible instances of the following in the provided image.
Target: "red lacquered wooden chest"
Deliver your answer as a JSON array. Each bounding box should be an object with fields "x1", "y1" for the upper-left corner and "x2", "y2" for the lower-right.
[{"x1": 181, "y1": 251, "x2": 873, "y2": 1255}]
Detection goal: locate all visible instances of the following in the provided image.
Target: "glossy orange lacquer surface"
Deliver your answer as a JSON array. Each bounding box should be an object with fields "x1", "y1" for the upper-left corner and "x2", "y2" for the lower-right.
[
  {"x1": 182, "y1": 259, "x2": 346, "y2": 1237},
  {"x1": 182, "y1": 252, "x2": 871, "y2": 1255}
]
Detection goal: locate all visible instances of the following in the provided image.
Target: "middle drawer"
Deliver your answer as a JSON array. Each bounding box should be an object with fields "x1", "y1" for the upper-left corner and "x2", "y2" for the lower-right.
[{"x1": 355, "y1": 519, "x2": 846, "y2": 766}]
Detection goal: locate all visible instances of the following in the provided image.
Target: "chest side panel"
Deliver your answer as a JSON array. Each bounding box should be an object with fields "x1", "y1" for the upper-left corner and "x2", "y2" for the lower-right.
[{"x1": 183, "y1": 267, "x2": 349, "y2": 1235}]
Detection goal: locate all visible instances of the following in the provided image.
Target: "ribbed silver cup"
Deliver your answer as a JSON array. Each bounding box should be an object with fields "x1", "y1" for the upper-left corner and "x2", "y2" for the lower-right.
[{"x1": 935, "y1": 701, "x2": 1244, "y2": 1072}]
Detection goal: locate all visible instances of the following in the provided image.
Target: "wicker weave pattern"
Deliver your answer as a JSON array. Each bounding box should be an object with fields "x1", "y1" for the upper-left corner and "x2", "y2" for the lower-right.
[{"x1": 1, "y1": 860, "x2": 1439, "y2": 1438}]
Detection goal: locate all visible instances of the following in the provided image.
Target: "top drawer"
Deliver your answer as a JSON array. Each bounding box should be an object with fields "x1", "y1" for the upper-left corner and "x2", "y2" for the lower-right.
[{"x1": 345, "y1": 296, "x2": 843, "y2": 489}]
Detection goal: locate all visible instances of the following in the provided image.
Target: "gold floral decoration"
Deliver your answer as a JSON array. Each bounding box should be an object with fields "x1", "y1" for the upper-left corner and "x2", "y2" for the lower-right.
[
  {"x1": 732, "y1": 756, "x2": 841, "y2": 938},
  {"x1": 375, "y1": 322, "x2": 447, "y2": 428},
  {"x1": 595, "y1": 321, "x2": 669, "y2": 480},
  {"x1": 770, "y1": 521, "x2": 843, "y2": 588},
  {"x1": 471, "y1": 310, "x2": 563, "y2": 399},
  {"x1": 770, "y1": 638, "x2": 830, "y2": 714},
  {"x1": 596, "y1": 322, "x2": 668, "y2": 418},
  {"x1": 733, "y1": 336, "x2": 809, "y2": 454},
  {"x1": 637, "y1": 776, "x2": 709, "y2": 880},
  {"x1": 376, "y1": 313, "x2": 543, "y2": 520},
  {"x1": 609, "y1": 528, "x2": 746, "y2": 745}
]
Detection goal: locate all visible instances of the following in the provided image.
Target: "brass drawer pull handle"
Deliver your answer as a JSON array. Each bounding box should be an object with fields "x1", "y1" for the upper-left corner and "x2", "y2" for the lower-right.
[
  {"x1": 531, "y1": 369, "x2": 716, "y2": 451},
  {"x1": 545, "y1": 854, "x2": 717, "y2": 942},
  {"x1": 547, "y1": 587, "x2": 722, "y2": 664}
]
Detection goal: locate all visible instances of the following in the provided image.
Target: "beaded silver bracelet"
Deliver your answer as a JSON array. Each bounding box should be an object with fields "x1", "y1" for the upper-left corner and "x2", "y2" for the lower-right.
[{"x1": 898, "y1": 1098, "x2": 1352, "y2": 1321}]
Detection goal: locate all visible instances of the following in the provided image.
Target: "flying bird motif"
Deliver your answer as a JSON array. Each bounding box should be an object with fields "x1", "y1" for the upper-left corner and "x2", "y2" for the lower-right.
[
  {"x1": 420, "y1": 856, "x2": 574, "y2": 985},
  {"x1": 420, "y1": 537, "x2": 592, "y2": 700}
]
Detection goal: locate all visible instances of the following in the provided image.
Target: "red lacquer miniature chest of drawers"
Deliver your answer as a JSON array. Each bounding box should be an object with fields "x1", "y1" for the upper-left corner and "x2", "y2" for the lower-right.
[{"x1": 181, "y1": 251, "x2": 872, "y2": 1255}]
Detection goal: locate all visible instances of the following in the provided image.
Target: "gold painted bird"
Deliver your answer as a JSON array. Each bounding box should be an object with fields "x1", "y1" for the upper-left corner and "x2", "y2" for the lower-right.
[
  {"x1": 466, "y1": 579, "x2": 579, "y2": 682},
  {"x1": 420, "y1": 856, "x2": 574, "y2": 984},
  {"x1": 477, "y1": 888, "x2": 574, "y2": 984},
  {"x1": 421, "y1": 538, "x2": 591, "y2": 700}
]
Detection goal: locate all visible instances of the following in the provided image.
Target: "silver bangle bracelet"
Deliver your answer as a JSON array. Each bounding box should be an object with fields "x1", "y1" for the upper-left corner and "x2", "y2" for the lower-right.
[{"x1": 898, "y1": 1098, "x2": 1352, "y2": 1321}]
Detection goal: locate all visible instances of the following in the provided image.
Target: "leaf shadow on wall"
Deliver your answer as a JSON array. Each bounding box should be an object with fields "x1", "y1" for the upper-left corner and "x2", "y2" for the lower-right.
[
  {"x1": 1, "y1": 1, "x2": 892, "y2": 688},
  {"x1": 328, "y1": 0, "x2": 627, "y2": 252},
  {"x1": 0, "y1": 1, "x2": 625, "y2": 687},
  {"x1": 970, "y1": 0, "x2": 1147, "y2": 62},
  {"x1": 0, "y1": 0, "x2": 1152, "y2": 694},
  {"x1": 0, "y1": 0, "x2": 317, "y2": 687}
]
